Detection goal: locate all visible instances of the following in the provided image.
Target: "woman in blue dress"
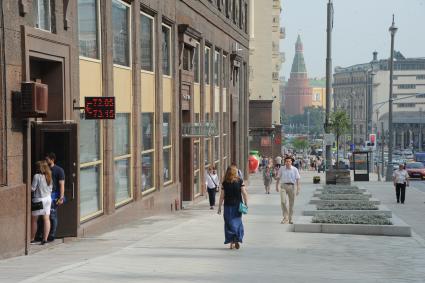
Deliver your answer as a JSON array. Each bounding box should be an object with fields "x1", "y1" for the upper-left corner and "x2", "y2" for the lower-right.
[{"x1": 217, "y1": 165, "x2": 248, "y2": 249}]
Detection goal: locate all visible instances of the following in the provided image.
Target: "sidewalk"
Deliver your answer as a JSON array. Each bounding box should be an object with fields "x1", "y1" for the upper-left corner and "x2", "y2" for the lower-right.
[{"x1": 1, "y1": 171, "x2": 425, "y2": 282}]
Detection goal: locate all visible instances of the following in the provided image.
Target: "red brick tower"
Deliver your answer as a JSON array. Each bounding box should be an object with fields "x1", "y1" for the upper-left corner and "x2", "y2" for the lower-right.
[{"x1": 284, "y1": 35, "x2": 312, "y2": 115}]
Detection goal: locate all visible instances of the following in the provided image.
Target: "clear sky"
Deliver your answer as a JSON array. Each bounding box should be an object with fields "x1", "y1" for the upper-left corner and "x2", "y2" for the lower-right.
[{"x1": 280, "y1": 0, "x2": 425, "y2": 79}]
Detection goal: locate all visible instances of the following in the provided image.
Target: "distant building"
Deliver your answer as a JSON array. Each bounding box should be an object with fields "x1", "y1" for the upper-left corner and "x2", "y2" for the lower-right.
[
  {"x1": 283, "y1": 35, "x2": 312, "y2": 115},
  {"x1": 310, "y1": 78, "x2": 326, "y2": 109},
  {"x1": 333, "y1": 51, "x2": 425, "y2": 149},
  {"x1": 248, "y1": 0, "x2": 284, "y2": 156}
]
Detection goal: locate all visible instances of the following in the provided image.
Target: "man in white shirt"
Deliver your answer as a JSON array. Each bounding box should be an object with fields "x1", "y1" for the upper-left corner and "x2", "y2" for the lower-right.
[
  {"x1": 275, "y1": 156, "x2": 301, "y2": 224},
  {"x1": 392, "y1": 163, "x2": 409, "y2": 204}
]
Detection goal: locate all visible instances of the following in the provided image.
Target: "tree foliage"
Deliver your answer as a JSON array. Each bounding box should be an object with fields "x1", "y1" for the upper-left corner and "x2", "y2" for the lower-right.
[
  {"x1": 291, "y1": 137, "x2": 309, "y2": 152},
  {"x1": 329, "y1": 110, "x2": 351, "y2": 167}
]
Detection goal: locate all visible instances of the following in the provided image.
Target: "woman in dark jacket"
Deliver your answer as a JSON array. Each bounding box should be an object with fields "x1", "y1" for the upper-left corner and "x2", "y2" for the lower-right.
[{"x1": 217, "y1": 165, "x2": 248, "y2": 249}]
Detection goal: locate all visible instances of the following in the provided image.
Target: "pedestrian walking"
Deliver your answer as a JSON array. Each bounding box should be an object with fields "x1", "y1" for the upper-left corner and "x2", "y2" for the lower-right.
[
  {"x1": 263, "y1": 164, "x2": 273, "y2": 194},
  {"x1": 31, "y1": 161, "x2": 53, "y2": 245},
  {"x1": 45, "y1": 152, "x2": 65, "y2": 242},
  {"x1": 275, "y1": 156, "x2": 301, "y2": 224},
  {"x1": 218, "y1": 165, "x2": 248, "y2": 250},
  {"x1": 392, "y1": 163, "x2": 409, "y2": 204},
  {"x1": 205, "y1": 165, "x2": 220, "y2": 209},
  {"x1": 275, "y1": 155, "x2": 282, "y2": 168}
]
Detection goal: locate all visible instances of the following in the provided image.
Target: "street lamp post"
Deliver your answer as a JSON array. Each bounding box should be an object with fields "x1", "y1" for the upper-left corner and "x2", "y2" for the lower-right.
[
  {"x1": 307, "y1": 110, "x2": 310, "y2": 141},
  {"x1": 325, "y1": 0, "x2": 333, "y2": 173},
  {"x1": 376, "y1": 109, "x2": 381, "y2": 181},
  {"x1": 419, "y1": 107, "x2": 422, "y2": 151},
  {"x1": 350, "y1": 92, "x2": 355, "y2": 151},
  {"x1": 386, "y1": 15, "x2": 397, "y2": 181}
]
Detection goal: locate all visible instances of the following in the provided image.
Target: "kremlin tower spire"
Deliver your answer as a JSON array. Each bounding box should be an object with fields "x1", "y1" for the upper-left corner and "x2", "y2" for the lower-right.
[{"x1": 284, "y1": 35, "x2": 312, "y2": 115}]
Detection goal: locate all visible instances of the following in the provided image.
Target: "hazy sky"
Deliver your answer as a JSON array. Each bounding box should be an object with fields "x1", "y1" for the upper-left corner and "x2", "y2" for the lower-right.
[{"x1": 281, "y1": 0, "x2": 425, "y2": 79}]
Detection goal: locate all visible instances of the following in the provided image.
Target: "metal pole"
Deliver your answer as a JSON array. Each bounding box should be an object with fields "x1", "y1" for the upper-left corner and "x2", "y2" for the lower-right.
[
  {"x1": 381, "y1": 121, "x2": 385, "y2": 177},
  {"x1": 386, "y1": 15, "x2": 397, "y2": 181},
  {"x1": 307, "y1": 110, "x2": 310, "y2": 141},
  {"x1": 419, "y1": 109, "x2": 423, "y2": 150},
  {"x1": 325, "y1": 0, "x2": 333, "y2": 173},
  {"x1": 377, "y1": 109, "x2": 381, "y2": 181},
  {"x1": 351, "y1": 93, "x2": 354, "y2": 151}
]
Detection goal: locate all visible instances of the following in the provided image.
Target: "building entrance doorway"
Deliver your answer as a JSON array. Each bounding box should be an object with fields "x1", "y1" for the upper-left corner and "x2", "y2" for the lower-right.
[{"x1": 31, "y1": 122, "x2": 78, "y2": 237}]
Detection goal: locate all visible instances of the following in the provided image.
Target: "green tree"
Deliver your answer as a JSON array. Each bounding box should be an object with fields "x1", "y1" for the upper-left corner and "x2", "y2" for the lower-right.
[
  {"x1": 329, "y1": 110, "x2": 351, "y2": 168},
  {"x1": 292, "y1": 137, "x2": 309, "y2": 153}
]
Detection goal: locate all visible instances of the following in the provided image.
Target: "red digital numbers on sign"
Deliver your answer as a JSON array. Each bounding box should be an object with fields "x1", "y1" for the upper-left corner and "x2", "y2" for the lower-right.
[{"x1": 84, "y1": 97, "x2": 115, "y2": 120}]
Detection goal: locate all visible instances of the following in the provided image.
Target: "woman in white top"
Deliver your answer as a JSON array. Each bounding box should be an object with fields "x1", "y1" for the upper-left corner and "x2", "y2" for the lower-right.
[
  {"x1": 31, "y1": 161, "x2": 53, "y2": 245},
  {"x1": 205, "y1": 165, "x2": 220, "y2": 209}
]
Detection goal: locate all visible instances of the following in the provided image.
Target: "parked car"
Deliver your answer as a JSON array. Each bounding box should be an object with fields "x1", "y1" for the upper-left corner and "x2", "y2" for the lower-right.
[{"x1": 405, "y1": 162, "x2": 425, "y2": 179}]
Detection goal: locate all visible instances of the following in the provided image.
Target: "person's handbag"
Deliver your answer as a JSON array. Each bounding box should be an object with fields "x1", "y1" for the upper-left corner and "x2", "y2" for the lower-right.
[
  {"x1": 239, "y1": 202, "x2": 248, "y2": 214},
  {"x1": 31, "y1": 201, "x2": 43, "y2": 211}
]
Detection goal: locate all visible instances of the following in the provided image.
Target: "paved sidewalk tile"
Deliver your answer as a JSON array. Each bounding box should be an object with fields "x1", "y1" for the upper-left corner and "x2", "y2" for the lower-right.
[{"x1": 1, "y1": 171, "x2": 425, "y2": 283}]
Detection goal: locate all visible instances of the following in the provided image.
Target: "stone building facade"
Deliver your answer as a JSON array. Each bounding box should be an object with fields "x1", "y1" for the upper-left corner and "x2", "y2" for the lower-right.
[
  {"x1": 333, "y1": 52, "x2": 425, "y2": 149},
  {"x1": 248, "y1": 0, "x2": 283, "y2": 157},
  {"x1": 0, "y1": 0, "x2": 249, "y2": 259}
]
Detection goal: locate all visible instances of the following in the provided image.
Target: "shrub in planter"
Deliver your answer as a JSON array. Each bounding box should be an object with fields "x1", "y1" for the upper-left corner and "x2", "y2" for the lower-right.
[
  {"x1": 312, "y1": 214, "x2": 392, "y2": 225},
  {"x1": 317, "y1": 201, "x2": 378, "y2": 210},
  {"x1": 313, "y1": 176, "x2": 320, "y2": 184},
  {"x1": 319, "y1": 194, "x2": 370, "y2": 201},
  {"x1": 321, "y1": 188, "x2": 362, "y2": 195},
  {"x1": 323, "y1": 185, "x2": 359, "y2": 190}
]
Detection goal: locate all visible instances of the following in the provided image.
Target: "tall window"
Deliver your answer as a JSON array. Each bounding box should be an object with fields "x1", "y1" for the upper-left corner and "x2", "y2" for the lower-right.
[
  {"x1": 78, "y1": 0, "x2": 99, "y2": 59},
  {"x1": 141, "y1": 113, "x2": 155, "y2": 191},
  {"x1": 80, "y1": 118, "x2": 102, "y2": 220},
  {"x1": 33, "y1": 0, "x2": 52, "y2": 31},
  {"x1": 214, "y1": 51, "x2": 220, "y2": 86},
  {"x1": 205, "y1": 47, "x2": 211, "y2": 84},
  {"x1": 163, "y1": 113, "x2": 172, "y2": 184},
  {"x1": 112, "y1": 0, "x2": 130, "y2": 67},
  {"x1": 194, "y1": 43, "x2": 200, "y2": 83},
  {"x1": 222, "y1": 55, "x2": 227, "y2": 88},
  {"x1": 140, "y1": 13, "x2": 154, "y2": 72},
  {"x1": 114, "y1": 114, "x2": 132, "y2": 204},
  {"x1": 162, "y1": 24, "x2": 171, "y2": 76},
  {"x1": 193, "y1": 140, "x2": 200, "y2": 195}
]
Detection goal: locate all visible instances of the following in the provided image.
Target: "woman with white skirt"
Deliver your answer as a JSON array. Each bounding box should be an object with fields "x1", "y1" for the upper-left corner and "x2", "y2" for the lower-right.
[{"x1": 31, "y1": 161, "x2": 53, "y2": 245}]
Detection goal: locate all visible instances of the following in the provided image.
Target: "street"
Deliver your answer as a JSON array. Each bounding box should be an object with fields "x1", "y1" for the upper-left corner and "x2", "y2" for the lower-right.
[{"x1": 1, "y1": 171, "x2": 425, "y2": 283}]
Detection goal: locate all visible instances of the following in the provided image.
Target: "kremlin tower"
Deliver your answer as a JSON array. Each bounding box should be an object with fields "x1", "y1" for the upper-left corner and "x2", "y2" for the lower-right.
[{"x1": 283, "y1": 35, "x2": 312, "y2": 115}]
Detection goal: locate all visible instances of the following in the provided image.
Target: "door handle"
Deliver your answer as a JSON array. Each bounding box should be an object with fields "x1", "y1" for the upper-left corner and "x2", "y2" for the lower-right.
[{"x1": 72, "y1": 182, "x2": 75, "y2": 200}]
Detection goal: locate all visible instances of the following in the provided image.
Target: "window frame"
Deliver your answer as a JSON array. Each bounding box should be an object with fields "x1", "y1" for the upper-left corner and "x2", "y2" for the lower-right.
[
  {"x1": 194, "y1": 42, "x2": 200, "y2": 84},
  {"x1": 78, "y1": 0, "x2": 101, "y2": 61},
  {"x1": 140, "y1": 11, "x2": 155, "y2": 73},
  {"x1": 113, "y1": 113, "x2": 133, "y2": 206},
  {"x1": 161, "y1": 23, "x2": 172, "y2": 77},
  {"x1": 33, "y1": 0, "x2": 52, "y2": 32},
  {"x1": 204, "y1": 46, "x2": 211, "y2": 85},
  {"x1": 141, "y1": 112, "x2": 156, "y2": 194},
  {"x1": 163, "y1": 112, "x2": 173, "y2": 186},
  {"x1": 79, "y1": 119, "x2": 104, "y2": 222},
  {"x1": 214, "y1": 50, "x2": 220, "y2": 87},
  {"x1": 112, "y1": 0, "x2": 132, "y2": 68}
]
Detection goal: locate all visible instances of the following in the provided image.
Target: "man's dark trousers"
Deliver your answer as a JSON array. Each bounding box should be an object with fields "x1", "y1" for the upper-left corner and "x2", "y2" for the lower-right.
[{"x1": 395, "y1": 183, "x2": 406, "y2": 203}]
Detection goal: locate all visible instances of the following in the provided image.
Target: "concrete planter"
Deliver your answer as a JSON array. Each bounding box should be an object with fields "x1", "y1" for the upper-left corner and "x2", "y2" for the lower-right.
[
  {"x1": 293, "y1": 216, "x2": 411, "y2": 237},
  {"x1": 303, "y1": 204, "x2": 392, "y2": 218},
  {"x1": 325, "y1": 169, "x2": 351, "y2": 185}
]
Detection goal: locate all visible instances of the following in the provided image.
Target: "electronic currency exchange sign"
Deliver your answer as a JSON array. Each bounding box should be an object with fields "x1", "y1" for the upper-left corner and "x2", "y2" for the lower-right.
[{"x1": 84, "y1": 97, "x2": 115, "y2": 119}]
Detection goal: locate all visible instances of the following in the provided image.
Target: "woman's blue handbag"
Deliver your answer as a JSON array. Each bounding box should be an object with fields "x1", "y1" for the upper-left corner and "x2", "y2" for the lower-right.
[{"x1": 239, "y1": 202, "x2": 248, "y2": 214}]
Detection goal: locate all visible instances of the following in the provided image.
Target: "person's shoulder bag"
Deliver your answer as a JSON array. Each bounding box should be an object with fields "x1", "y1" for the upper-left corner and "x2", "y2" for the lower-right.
[
  {"x1": 31, "y1": 175, "x2": 44, "y2": 211},
  {"x1": 239, "y1": 202, "x2": 248, "y2": 214}
]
